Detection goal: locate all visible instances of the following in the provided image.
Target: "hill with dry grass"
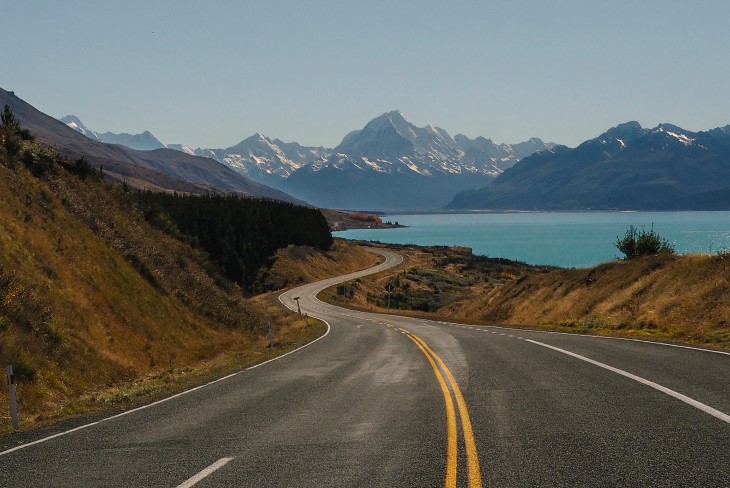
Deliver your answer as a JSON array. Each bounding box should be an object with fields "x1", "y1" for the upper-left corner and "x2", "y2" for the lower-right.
[
  {"x1": 0, "y1": 110, "x2": 328, "y2": 433},
  {"x1": 326, "y1": 243, "x2": 730, "y2": 350}
]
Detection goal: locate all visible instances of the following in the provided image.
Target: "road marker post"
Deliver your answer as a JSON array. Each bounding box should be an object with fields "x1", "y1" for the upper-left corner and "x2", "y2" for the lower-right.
[
  {"x1": 385, "y1": 283, "x2": 395, "y2": 313},
  {"x1": 6, "y1": 365, "x2": 19, "y2": 431},
  {"x1": 267, "y1": 323, "x2": 273, "y2": 348}
]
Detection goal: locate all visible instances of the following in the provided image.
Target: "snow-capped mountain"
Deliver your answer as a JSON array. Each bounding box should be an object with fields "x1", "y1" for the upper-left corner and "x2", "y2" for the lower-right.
[
  {"x1": 330, "y1": 110, "x2": 528, "y2": 178},
  {"x1": 447, "y1": 121, "x2": 730, "y2": 210},
  {"x1": 281, "y1": 111, "x2": 555, "y2": 209},
  {"x1": 61, "y1": 115, "x2": 165, "y2": 151},
  {"x1": 61, "y1": 110, "x2": 555, "y2": 210},
  {"x1": 60, "y1": 115, "x2": 99, "y2": 139},
  {"x1": 187, "y1": 133, "x2": 330, "y2": 188}
]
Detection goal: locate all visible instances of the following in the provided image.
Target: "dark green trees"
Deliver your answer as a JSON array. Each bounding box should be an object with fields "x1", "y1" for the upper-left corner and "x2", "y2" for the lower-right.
[
  {"x1": 137, "y1": 192, "x2": 332, "y2": 289},
  {"x1": 1, "y1": 104, "x2": 20, "y2": 132}
]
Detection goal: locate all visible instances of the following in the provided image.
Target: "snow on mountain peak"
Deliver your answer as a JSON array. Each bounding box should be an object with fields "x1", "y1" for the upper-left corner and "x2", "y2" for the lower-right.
[{"x1": 667, "y1": 131, "x2": 695, "y2": 146}]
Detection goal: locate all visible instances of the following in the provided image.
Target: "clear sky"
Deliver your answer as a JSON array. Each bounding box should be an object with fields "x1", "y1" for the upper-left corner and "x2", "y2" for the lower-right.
[{"x1": 3, "y1": 1, "x2": 730, "y2": 149}]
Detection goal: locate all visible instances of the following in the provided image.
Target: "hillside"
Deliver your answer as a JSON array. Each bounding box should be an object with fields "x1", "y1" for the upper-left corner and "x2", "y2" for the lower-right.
[
  {"x1": 325, "y1": 244, "x2": 730, "y2": 349},
  {"x1": 0, "y1": 112, "x2": 328, "y2": 432},
  {"x1": 447, "y1": 121, "x2": 730, "y2": 210}
]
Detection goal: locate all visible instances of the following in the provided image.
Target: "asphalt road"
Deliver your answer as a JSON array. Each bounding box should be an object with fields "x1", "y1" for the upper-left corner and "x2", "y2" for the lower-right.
[{"x1": 1, "y1": 247, "x2": 728, "y2": 487}]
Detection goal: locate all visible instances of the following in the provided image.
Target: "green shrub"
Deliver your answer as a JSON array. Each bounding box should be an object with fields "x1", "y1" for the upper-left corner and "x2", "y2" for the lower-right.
[{"x1": 615, "y1": 224, "x2": 675, "y2": 259}]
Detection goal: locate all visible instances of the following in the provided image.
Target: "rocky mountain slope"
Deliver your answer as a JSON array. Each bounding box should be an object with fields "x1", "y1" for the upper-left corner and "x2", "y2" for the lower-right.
[{"x1": 447, "y1": 121, "x2": 730, "y2": 210}]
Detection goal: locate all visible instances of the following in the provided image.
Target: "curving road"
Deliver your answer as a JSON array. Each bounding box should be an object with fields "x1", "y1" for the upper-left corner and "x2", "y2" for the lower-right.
[{"x1": 1, "y1": 247, "x2": 729, "y2": 487}]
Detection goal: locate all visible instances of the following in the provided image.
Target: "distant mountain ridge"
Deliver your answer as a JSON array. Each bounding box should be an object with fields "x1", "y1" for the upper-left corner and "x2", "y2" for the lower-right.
[
  {"x1": 62, "y1": 110, "x2": 555, "y2": 210},
  {"x1": 447, "y1": 121, "x2": 730, "y2": 210},
  {"x1": 194, "y1": 133, "x2": 331, "y2": 188},
  {"x1": 60, "y1": 115, "x2": 165, "y2": 151},
  {"x1": 0, "y1": 87, "x2": 297, "y2": 202},
  {"x1": 281, "y1": 111, "x2": 556, "y2": 209},
  {"x1": 61, "y1": 116, "x2": 331, "y2": 188}
]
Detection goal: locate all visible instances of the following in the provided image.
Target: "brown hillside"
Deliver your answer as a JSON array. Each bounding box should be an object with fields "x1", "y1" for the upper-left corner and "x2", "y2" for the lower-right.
[
  {"x1": 455, "y1": 254, "x2": 730, "y2": 345},
  {"x1": 326, "y1": 243, "x2": 730, "y2": 349},
  {"x1": 0, "y1": 126, "x2": 312, "y2": 433}
]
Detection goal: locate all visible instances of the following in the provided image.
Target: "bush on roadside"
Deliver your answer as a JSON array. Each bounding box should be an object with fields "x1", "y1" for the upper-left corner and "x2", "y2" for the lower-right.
[{"x1": 615, "y1": 224, "x2": 675, "y2": 259}]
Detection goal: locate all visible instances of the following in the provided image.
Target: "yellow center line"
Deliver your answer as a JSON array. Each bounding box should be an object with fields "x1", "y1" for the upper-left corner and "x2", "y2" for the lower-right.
[
  {"x1": 411, "y1": 334, "x2": 483, "y2": 488},
  {"x1": 407, "y1": 335, "x2": 458, "y2": 488}
]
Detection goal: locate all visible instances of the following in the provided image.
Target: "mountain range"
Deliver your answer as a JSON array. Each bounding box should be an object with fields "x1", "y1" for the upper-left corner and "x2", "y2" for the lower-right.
[
  {"x1": 280, "y1": 111, "x2": 556, "y2": 209},
  {"x1": 447, "y1": 121, "x2": 730, "y2": 210},
  {"x1": 62, "y1": 110, "x2": 555, "y2": 210},
  {"x1": 59, "y1": 115, "x2": 166, "y2": 151},
  {"x1": 0, "y1": 87, "x2": 295, "y2": 202},
  {"x1": 14, "y1": 84, "x2": 730, "y2": 212}
]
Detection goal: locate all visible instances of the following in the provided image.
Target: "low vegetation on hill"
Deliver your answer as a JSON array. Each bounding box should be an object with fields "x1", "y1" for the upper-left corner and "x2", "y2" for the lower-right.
[
  {"x1": 326, "y1": 243, "x2": 730, "y2": 350},
  {"x1": 0, "y1": 107, "x2": 332, "y2": 432}
]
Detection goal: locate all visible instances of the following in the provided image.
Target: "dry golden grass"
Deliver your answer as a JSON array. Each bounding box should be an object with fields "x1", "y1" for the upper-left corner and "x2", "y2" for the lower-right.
[
  {"x1": 256, "y1": 239, "x2": 382, "y2": 291},
  {"x1": 0, "y1": 158, "x2": 324, "y2": 434},
  {"x1": 325, "y1": 243, "x2": 730, "y2": 350},
  {"x1": 463, "y1": 253, "x2": 730, "y2": 347}
]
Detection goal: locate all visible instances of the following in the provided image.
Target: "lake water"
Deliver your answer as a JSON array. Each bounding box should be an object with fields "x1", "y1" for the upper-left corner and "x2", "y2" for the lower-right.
[{"x1": 334, "y1": 212, "x2": 730, "y2": 268}]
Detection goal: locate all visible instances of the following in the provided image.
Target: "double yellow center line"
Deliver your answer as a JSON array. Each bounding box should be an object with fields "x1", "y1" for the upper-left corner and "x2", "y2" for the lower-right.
[{"x1": 407, "y1": 332, "x2": 483, "y2": 488}]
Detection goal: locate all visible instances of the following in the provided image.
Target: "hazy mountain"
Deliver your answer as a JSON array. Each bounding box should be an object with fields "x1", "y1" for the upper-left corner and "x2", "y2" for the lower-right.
[
  {"x1": 61, "y1": 115, "x2": 165, "y2": 151},
  {"x1": 1, "y1": 87, "x2": 299, "y2": 202},
  {"x1": 446, "y1": 121, "x2": 730, "y2": 210},
  {"x1": 282, "y1": 111, "x2": 555, "y2": 210}
]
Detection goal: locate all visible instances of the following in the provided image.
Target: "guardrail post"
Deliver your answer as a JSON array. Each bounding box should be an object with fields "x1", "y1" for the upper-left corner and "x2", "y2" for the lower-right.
[{"x1": 6, "y1": 365, "x2": 19, "y2": 431}]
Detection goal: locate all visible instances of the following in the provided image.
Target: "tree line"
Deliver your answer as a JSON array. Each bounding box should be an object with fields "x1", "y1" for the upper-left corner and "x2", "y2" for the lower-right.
[{"x1": 135, "y1": 192, "x2": 333, "y2": 289}]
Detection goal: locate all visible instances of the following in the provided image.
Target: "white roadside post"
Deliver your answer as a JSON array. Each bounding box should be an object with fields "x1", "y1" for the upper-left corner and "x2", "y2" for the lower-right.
[
  {"x1": 293, "y1": 296, "x2": 302, "y2": 319},
  {"x1": 6, "y1": 365, "x2": 19, "y2": 431}
]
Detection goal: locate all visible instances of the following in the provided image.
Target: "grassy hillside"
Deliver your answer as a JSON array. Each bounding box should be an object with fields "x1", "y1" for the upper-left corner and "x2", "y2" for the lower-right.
[
  {"x1": 0, "y1": 111, "x2": 324, "y2": 433},
  {"x1": 326, "y1": 243, "x2": 730, "y2": 350},
  {"x1": 454, "y1": 253, "x2": 730, "y2": 346}
]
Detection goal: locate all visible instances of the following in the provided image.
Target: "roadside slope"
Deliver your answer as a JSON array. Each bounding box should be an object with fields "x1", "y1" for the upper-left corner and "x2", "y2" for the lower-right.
[
  {"x1": 0, "y1": 124, "x2": 323, "y2": 433},
  {"x1": 324, "y1": 244, "x2": 730, "y2": 349}
]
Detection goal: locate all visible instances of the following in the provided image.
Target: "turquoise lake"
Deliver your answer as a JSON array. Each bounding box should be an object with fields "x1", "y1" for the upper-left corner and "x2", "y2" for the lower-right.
[{"x1": 334, "y1": 212, "x2": 730, "y2": 268}]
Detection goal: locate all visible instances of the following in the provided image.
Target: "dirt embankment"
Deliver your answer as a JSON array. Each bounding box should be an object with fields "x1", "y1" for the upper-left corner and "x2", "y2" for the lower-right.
[{"x1": 324, "y1": 243, "x2": 730, "y2": 350}]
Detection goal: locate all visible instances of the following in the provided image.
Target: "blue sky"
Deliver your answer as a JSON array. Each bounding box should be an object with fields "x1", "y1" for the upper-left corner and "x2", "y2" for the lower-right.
[{"x1": 3, "y1": 1, "x2": 730, "y2": 149}]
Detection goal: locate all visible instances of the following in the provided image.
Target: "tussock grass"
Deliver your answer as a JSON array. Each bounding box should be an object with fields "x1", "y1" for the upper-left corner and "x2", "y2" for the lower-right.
[
  {"x1": 0, "y1": 141, "x2": 325, "y2": 434},
  {"x1": 464, "y1": 253, "x2": 730, "y2": 347},
  {"x1": 328, "y1": 243, "x2": 730, "y2": 350}
]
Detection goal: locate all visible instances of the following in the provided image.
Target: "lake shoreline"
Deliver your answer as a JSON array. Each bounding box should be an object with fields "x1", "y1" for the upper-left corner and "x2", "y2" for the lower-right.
[{"x1": 334, "y1": 211, "x2": 730, "y2": 268}]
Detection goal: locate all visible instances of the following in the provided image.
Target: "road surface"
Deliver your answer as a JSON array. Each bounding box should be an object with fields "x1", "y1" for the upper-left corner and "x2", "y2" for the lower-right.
[{"x1": 1, "y1": 247, "x2": 728, "y2": 487}]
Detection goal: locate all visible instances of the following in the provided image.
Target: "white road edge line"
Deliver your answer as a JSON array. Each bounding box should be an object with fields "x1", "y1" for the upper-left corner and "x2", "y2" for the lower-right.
[
  {"x1": 0, "y1": 321, "x2": 332, "y2": 458},
  {"x1": 525, "y1": 339, "x2": 730, "y2": 424},
  {"x1": 1, "y1": 247, "x2": 398, "y2": 457},
  {"x1": 424, "y1": 319, "x2": 729, "y2": 356},
  {"x1": 176, "y1": 457, "x2": 234, "y2": 488}
]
